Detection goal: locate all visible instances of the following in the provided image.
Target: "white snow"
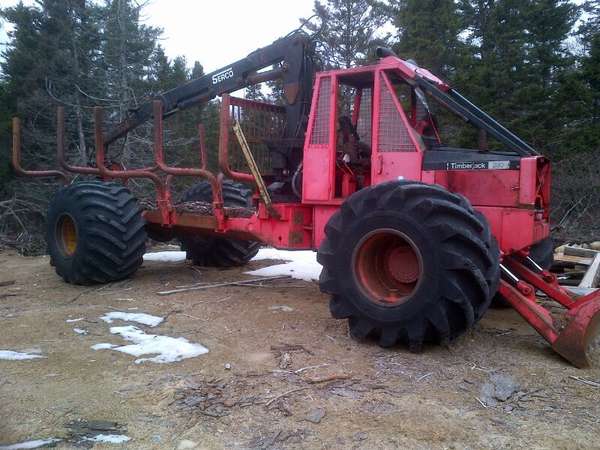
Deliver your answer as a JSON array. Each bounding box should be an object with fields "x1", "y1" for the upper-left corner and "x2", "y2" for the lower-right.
[
  {"x1": 73, "y1": 328, "x2": 88, "y2": 335},
  {"x1": 246, "y1": 248, "x2": 321, "y2": 282},
  {"x1": 82, "y1": 434, "x2": 131, "y2": 444},
  {"x1": 143, "y1": 251, "x2": 186, "y2": 262},
  {"x1": 142, "y1": 248, "x2": 323, "y2": 282},
  {"x1": 100, "y1": 312, "x2": 164, "y2": 327},
  {"x1": 0, "y1": 350, "x2": 44, "y2": 361},
  {"x1": 93, "y1": 325, "x2": 208, "y2": 364},
  {"x1": 0, "y1": 438, "x2": 61, "y2": 449},
  {"x1": 66, "y1": 318, "x2": 84, "y2": 323}
]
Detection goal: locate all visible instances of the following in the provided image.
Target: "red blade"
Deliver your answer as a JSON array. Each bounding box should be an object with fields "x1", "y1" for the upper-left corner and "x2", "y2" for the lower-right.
[{"x1": 553, "y1": 298, "x2": 600, "y2": 369}]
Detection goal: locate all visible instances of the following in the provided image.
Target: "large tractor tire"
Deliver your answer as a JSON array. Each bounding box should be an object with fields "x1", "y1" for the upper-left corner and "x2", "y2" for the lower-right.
[
  {"x1": 46, "y1": 181, "x2": 146, "y2": 285},
  {"x1": 179, "y1": 180, "x2": 260, "y2": 267},
  {"x1": 318, "y1": 180, "x2": 500, "y2": 351}
]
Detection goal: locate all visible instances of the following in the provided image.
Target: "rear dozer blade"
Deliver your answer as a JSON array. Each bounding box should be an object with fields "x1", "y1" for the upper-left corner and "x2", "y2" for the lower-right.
[
  {"x1": 552, "y1": 299, "x2": 600, "y2": 369},
  {"x1": 499, "y1": 255, "x2": 600, "y2": 368}
]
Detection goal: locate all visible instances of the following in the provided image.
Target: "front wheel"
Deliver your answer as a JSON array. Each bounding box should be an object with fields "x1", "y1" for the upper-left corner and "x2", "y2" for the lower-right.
[{"x1": 318, "y1": 181, "x2": 500, "y2": 351}]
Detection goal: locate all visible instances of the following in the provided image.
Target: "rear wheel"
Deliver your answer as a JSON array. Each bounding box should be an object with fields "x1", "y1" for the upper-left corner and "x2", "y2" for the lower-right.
[
  {"x1": 179, "y1": 180, "x2": 260, "y2": 267},
  {"x1": 46, "y1": 181, "x2": 146, "y2": 285},
  {"x1": 318, "y1": 180, "x2": 500, "y2": 350}
]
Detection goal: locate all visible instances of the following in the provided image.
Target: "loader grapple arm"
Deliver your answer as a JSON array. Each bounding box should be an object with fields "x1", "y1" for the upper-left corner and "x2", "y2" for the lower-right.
[{"x1": 105, "y1": 31, "x2": 315, "y2": 145}]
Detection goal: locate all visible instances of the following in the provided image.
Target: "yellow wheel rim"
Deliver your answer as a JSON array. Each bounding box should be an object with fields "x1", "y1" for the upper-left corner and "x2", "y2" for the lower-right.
[{"x1": 58, "y1": 215, "x2": 78, "y2": 256}]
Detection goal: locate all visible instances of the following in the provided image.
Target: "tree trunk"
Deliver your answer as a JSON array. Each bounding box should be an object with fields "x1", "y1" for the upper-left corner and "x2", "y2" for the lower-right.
[
  {"x1": 118, "y1": 0, "x2": 131, "y2": 163},
  {"x1": 70, "y1": 21, "x2": 87, "y2": 164}
]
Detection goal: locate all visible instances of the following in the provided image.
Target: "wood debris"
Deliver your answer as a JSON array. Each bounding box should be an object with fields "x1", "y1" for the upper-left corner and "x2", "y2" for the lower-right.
[{"x1": 157, "y1": 275, "x2": 290, "y2": 295}]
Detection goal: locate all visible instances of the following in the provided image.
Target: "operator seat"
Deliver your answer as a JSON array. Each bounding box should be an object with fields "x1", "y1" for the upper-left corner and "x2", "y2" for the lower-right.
[{"x1": 337, "y1": 115, "x2": 371, "y2": 164}]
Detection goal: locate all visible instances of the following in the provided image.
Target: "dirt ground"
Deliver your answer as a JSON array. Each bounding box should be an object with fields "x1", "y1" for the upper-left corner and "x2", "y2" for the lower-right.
[{"x1": 1, "y1": 248, "x2": 599, "y2": 450}]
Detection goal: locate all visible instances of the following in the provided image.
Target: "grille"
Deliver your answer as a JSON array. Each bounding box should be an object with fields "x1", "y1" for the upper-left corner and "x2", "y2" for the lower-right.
[
  {"x1": 310, "y1": 77, "x2": 331, "y2": 145},
  {"x1": 227, "y1": 98, "x2": 286, "y2": 174},
  {"x1": 356, "y1": 88, "x2": 372, "y2": 144},
  {"x1": 378, "y1": 75, "x2": 415, "y2": 152}
]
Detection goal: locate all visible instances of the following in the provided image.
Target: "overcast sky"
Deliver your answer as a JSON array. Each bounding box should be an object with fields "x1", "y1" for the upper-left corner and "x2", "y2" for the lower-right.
[{"x1": 0, "y1": 0, "x2": 317, "y2": 72}]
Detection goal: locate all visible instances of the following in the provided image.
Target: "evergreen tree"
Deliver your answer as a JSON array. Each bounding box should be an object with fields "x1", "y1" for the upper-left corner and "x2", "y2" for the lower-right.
[
  {"x1": 580, "y1": 0, "x2": 600, "y2": 48},
  {"x1": 457, "y1": 0, "x2": 579, "y2": 152},
  {"x1": 0, "y1": 0, "x2": 206, "y2": 252},
  {"x1": 101, "y1": 0, "x2": 162, "y2": 119},
  {"x1": 305, "y1": 0, "x2": 388, "y2": 69},
  {"x1": 580, "y1": 0, "x2": 600, "y2": 140},
  {"x1": 1, "y1": 1, "x2": 102, "y2": 165},
  {"x1": 380, "y1": 0, "x2": 465, "y2": 78}
]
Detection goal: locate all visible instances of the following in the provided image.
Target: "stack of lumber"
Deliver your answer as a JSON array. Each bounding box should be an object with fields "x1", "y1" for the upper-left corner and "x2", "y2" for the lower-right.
[{"x1": 553, "y1": 242, "x2": 600, "y2": 294}]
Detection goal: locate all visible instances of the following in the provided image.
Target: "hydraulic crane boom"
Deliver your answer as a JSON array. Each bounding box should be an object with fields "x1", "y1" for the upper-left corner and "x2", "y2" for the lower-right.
[{"x1": 104, "y1": 31, "x2": 316, "y2": 145}]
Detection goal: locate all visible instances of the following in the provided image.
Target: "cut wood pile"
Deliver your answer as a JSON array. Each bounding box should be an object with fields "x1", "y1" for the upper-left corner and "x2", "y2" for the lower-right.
[{"x1": 552, "y1": 241, "x2": 600, "y2": 294}]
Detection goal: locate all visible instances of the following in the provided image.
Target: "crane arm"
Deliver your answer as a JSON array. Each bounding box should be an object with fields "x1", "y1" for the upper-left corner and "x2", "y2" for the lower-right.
[{"x1": 104, "y1": 31, "x2": 315, "y2": 145}]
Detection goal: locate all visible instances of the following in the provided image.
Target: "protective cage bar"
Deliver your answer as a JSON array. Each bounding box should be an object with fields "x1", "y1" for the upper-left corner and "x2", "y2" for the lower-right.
[{"x1": 10, "y1": 98, "x2": 282, "y2": 227}]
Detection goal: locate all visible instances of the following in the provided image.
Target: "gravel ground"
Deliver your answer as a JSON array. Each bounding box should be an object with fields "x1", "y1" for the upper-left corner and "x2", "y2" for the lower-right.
[{"x1": 1, "y1": 248, "x2": 599, "y2": 449}]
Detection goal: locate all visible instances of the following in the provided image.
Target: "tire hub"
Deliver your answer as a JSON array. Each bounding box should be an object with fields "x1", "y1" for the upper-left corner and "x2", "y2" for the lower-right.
[
  {"x1": 57, "y1": 214, "x2": 78, "y2": 256},
  {"x1": 353, "y1": 229, "x2": 422, "y2": 306}
]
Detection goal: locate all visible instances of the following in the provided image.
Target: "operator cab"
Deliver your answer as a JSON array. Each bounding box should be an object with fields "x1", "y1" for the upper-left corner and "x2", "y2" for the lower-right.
[
  {"x1": 302, "y1": 62, "x2": 433, "y2": 202},
  {"x1": 301, "y1": 55, "x2": 547, "y2": 204}
]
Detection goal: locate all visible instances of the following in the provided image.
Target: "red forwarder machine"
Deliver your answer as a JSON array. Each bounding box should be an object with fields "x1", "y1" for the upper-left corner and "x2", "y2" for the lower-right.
[{"x1": 11, "y1": 31, "x2": 600, "y2": 367}]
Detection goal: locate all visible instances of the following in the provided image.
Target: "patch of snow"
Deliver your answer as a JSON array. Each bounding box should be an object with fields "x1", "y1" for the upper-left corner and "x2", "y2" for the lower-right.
[
  {"x1": 0, "y1": 350, "x2": 44, "y2": 361},
  {"x1": 73, "y1": 328, "x2": 88, "y2": 335},
  {"x1": 0, "y1": 438, "x2": 62, "y2": 449},
  {"x1": 91, "y1": 343, "x2": 116, "y2": 350},
  {"x1": 94, "y1": 325, "x2": 208, "y2": 364},
  {"x1": 82, "y1": 434, "x2": 130, "y2": 444},
  {"x1": 143, "y1": 251, "x2": 186, "y2": 262},
  {"x1": 66, "y1": 318, "x2": 84, "y2": 323},
  {"x1": 269, "y1": 305, "x2": 294, "y2": 312},
  {"x1": 100, "y1": 312, "x2": 164, "y2": 327},
  {"x1": 247, "y1": 249, "x2": 321, "y2": 282}
]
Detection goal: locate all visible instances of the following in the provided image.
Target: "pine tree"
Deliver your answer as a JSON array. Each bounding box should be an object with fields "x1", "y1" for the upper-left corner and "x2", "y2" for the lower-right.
[
  {"x1": 305, "y1": 0, "x2": 388, "y2": 69},
  {"x1": 1, "y1": 1, "x2": 102, "y2": 166},
  {"x1": 580, "y1": 1, "x2": 600, "y2": 136},
  {"x1": 381, "y1": 0, "x2": 465, "y2": 78},
  {"x1": 101, "y1": 0, "x2": 162, "y2": 120},
  {"x1": 457, "y1": 0, "x2": 579, "y2": 152},
  {"x1": 0, "y1": 0, "x2": 202, "y2": 251}
]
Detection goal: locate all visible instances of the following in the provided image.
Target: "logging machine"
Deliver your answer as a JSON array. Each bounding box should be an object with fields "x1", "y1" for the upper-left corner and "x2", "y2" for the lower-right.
[{"x1": 12, "y1": 30, "x2": 600, "y2": 368}]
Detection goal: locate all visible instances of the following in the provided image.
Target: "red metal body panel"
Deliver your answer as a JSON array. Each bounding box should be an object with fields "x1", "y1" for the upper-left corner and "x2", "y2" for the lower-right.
[
  {"x1": 430, "y1": 156, "x2": 550, "y2": 254},
  {"x1": 145, "y1": 203, "x2": 312, "y2": 249},
  {"x1": 435, "y1": 170, "x2": 520, "y2": 207},
  {"x1": 313, "y1": 205, "x2": 338, "y2": 249},
  {"x1": 302, "y1": 75, "x2": 336, "y2": 202},
  {"x1": 518, "y1": 157, "x2": 539, "y2": 205},
  {"x1": 476, "y1": 206, "x2": 549, "y2": 253},
  {"x1": 227, "y1": 203, "x2": 313, "y2": 249}
]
